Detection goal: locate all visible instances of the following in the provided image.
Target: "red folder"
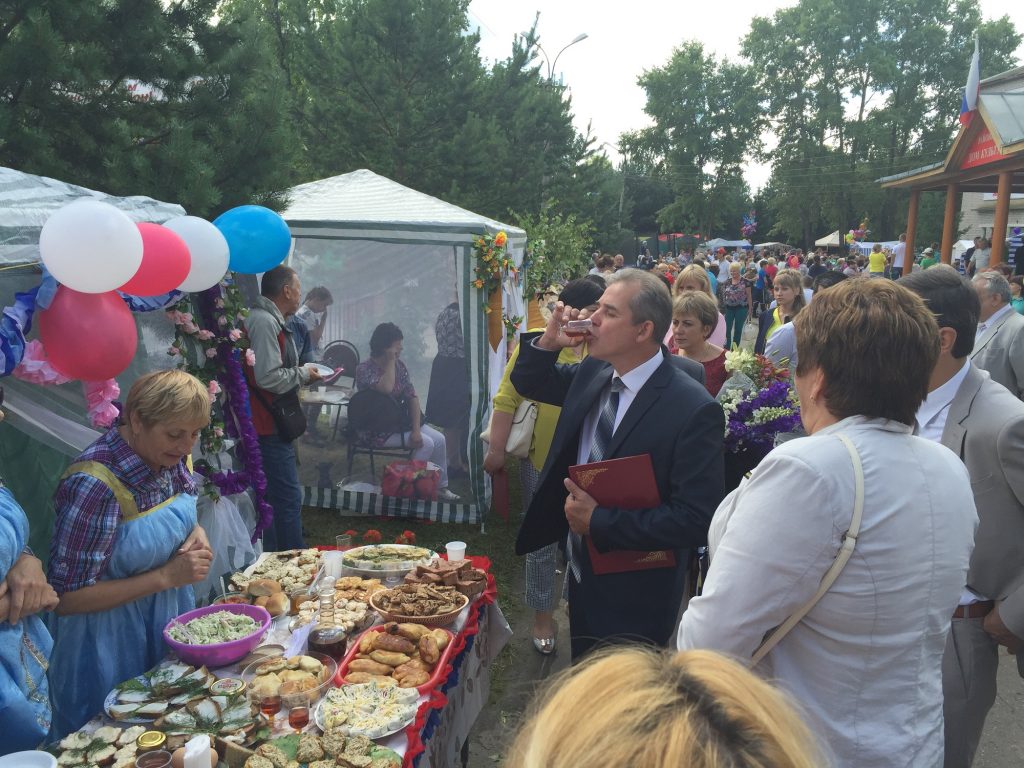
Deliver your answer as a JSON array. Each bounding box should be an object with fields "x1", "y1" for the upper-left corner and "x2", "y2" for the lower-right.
[{"x1": 569, "y1": 454, "x2": 677, "y2": 575}]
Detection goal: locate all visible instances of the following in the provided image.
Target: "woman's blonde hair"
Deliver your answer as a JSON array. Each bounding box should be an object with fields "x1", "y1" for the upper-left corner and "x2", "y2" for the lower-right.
[
  {"x1": 772, "y1": 269, "x2": 807, "y2": 315},
  {"x1": 505, "y1": 647, "x2": 824, "y2": 768},
  {"x1": 673, "y1": 292, "x2": 720, "y2": 336},
  {"x1": 124, "y1": 369, "x2": 211, "y2": 428},
  {"x1": 675, "y1": 264, "x2": 714, "y2": 297}
]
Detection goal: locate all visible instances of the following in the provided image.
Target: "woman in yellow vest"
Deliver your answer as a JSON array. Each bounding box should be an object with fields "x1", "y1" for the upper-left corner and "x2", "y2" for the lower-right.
[
  {"x1": 754, "y1": 268, "x2": 807, "y2": 354},
  {"x1": 47, "y1": 370, "x2": 213, "y2": 737},
  {"x1": 484, "y1": 278, "x2": 605, "y2": 655}
]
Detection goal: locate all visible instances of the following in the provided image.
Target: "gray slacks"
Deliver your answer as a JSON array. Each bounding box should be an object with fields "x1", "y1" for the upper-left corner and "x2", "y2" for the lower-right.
[{"x1": 942, "y1": 616, "x2": 999, "y2": 768}]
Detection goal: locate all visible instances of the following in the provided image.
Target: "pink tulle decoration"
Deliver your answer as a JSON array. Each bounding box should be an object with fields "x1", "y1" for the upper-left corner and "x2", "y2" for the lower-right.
[
  {"x1": 12, "y1": 340, "x2": 73, "y2": 385},
  {"x1": 83, "y1": 379, "x2": 121, "y2": 428}
]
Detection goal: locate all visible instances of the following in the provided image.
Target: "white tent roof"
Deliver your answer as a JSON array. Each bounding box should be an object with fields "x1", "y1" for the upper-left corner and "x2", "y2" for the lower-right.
[
  {"x1": 281, "y1": 169, "x2": 525, "y2": 240},
  {"x1": 952, "y1": 239, "x2": 974, "y2": 257},
  {"x1": 0, "y1": 166, "x2": 185, "y2": 266},
  {"x1": 815, "y1": 231, "x2": 843, "y2": 247},
  {"x1": 704, "y1": 238, "x2": 751, "y2": 249}
]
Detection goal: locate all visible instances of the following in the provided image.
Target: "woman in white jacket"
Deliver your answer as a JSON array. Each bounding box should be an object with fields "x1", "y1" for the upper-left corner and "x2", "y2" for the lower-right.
[{"x1": 679, "y1": 278, "x2": 978, "y2": 767}]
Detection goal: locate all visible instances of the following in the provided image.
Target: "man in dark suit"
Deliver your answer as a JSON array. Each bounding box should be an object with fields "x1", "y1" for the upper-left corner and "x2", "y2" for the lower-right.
[{"x1": 511, "y1": 269, "x2": 725, "y2": 660}]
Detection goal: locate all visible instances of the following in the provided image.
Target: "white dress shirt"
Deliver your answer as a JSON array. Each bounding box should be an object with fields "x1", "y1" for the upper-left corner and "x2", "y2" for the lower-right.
[
  {"x1": 577, "y1": 349, "x2": 663, "y2": 465},
  {"x1": 678, "y1": 416, "x2": 978, "y2": 768},
  {"x1": 976, "y1": 302, "x2": 1013, "y2": 341},
  {"x1": 915, "y1": 359, "x2": 970, "y2": 443}
]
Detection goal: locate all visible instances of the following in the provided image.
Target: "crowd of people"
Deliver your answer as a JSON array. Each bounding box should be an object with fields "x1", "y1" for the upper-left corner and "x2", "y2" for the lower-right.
[
  {"x1": 3, "y1": 238, "x2": 1024, "y2": 766},
  {"x1": 484, "y1": 249, "x2": 1024, "y2": 767}
]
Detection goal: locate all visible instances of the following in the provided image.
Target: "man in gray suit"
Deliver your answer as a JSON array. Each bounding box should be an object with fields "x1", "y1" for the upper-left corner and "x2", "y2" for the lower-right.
[
  {"x1": 904, "y1": 267, "x2": 1024, "y2": 768},
  {"x1": 971, "y1": 270, "x2": 1024, "y2": 398}
]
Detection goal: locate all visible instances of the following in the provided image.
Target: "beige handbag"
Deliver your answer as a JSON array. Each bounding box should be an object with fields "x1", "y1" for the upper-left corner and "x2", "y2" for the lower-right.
[
  {"x1": 751, "y1": 433, "x2": 864, "y2": 666},
  {"x1": 481, "y1": 399, "x2": 538, "y2": 459}
]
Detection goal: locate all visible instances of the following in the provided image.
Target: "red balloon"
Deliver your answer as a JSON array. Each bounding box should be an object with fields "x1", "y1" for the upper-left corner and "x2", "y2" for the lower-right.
[
  {"x1": 118, "y1": 223, "x2": 191, "y2": 297},
  {"x1": 38, "y1": 287, "x2": 138, "y2": 381}
]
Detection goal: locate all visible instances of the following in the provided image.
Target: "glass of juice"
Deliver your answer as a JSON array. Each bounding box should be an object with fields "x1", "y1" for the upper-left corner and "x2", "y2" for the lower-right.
[{"x1": 286, "y1": 693, "x2": 311, "y2": 732}]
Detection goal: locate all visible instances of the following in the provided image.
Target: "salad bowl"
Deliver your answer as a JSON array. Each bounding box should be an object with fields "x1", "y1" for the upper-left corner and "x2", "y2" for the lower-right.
[{"x1": 163, "y1": 603, "x2": 272, "y2": 667}]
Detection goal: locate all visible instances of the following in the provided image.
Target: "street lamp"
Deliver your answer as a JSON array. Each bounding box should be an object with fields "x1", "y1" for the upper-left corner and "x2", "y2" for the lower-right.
[{"x1": 535, "y1": 32, "x2": 589, "y2": 82}]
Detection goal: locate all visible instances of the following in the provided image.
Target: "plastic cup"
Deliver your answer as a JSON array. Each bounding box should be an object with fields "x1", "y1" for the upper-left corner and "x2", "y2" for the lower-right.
[
  {"x1": 335, "y1": 534, "x2": 353, "y2": 551},
  {"x1": 317, "y1": 385, "x2": 327, "y2": 394},
  {"x1": 322, "y1": 550, "x2": 343, "y2": 578},
  {"x1": 445, "y1": 541, "x2": 467, "y2": 562}
]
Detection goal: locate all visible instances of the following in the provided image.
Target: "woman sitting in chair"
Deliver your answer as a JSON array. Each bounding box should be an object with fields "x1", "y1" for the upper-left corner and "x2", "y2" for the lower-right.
[{"x1": 354, "y1": 323, "x2": 459, "y2": 502}]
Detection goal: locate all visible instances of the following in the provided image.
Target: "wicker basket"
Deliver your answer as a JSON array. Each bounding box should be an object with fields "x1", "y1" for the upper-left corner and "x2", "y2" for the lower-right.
[{"x1": 369, "y1": 589, "x2": 469, "y2": 627}]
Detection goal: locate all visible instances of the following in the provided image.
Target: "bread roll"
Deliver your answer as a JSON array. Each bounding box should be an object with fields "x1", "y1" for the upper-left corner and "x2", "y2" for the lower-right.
[
  {"x1": 369, "y1": 650, "x2": 411, "y2": 667},
  {"x1": 372, "y1": 633, "x2": 416, "y2": 655},
  {"x1": 348, "y1": 659, "x2": 393, "y2": 676},
  {"x1": 247, "y1": 578, "x2": 283, "y2": 597},
  {"x1": 265, "y1": 592, "x2": 289, "y2": 617},
  {"x1": 418, "y1": 635, "x2": 440, "y2": 664}
]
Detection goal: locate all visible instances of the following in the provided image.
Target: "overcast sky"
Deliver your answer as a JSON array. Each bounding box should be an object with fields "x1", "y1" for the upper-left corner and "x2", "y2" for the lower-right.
[{"x1": 468, "y1": 0, "x2": 1023, "y2": 191}]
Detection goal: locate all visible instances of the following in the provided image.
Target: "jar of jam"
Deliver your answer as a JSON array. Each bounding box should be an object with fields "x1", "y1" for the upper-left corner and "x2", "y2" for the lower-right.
[
  {"x1": 209, "y1": 677, "x2": 247, "y2": 697},
  {"x1": 306, "y1": 576, "x2": 348, "y2": 661},
  {"x1": 135, "y1": 731, "x2": 166, "y2": 753}
]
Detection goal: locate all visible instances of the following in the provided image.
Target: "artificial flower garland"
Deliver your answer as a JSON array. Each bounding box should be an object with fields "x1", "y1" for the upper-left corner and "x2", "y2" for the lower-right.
[
  {"x1": 166, "y1": 279, "x2": 274, "y2": 541},
  {"x1": 471, "y1": 230, "x2": 511, "y2": 303}
]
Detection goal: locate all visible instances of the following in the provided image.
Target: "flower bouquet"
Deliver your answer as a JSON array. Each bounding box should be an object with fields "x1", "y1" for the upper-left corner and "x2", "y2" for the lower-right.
[{"x1": 716, "y1": 348, "x2": 801, "y2": 454}]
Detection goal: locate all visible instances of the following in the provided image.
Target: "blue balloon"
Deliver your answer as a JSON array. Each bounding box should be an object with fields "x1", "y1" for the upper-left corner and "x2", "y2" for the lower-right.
[{"x1": 213, "y1": 205, "x2": 292, "y2": 274}]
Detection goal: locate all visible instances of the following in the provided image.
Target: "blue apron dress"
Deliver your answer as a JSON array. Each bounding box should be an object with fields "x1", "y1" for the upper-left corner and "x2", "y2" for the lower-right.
[
  {"x1": 48, "y1": 461, "x2": 197, "y2": 739},
  {"x1": 0, "y1": 486, "x2": 53, "y2": 754}
]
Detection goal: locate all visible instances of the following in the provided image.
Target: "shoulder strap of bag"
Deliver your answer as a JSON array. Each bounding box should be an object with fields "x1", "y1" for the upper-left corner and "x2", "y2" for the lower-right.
[{"x1": 751, "y1": 433, "x2": 864, "y2": 666}]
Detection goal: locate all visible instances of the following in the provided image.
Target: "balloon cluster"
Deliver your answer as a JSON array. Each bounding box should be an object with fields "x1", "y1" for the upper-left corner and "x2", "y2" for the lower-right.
[
  {"x1": 36, "y1": 201, "x2": 290, "y2": 381},
  {"x1": 741, "y1": 210, "x2": 757, "y2": 239},
  {"x1": 845, "y1": 218, "x2": 871, "y2": 244}
]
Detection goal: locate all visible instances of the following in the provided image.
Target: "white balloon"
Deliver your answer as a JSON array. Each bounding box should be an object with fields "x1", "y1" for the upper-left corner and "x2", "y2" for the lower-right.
[
  {"x1": 165, "y1": 215, "x2": 230, "y2": 292},
  {"x1": 39, "y1": 199, "x2": 143, "y2": 293}
]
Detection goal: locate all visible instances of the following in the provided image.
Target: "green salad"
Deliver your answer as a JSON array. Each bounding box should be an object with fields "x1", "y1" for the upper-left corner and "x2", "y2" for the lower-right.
[{"x1": 167, "y1": 610, "x2": 257, "y2": 645}]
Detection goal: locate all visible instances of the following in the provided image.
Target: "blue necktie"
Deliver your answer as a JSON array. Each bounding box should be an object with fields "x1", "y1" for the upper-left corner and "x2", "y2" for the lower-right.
[{"x1": 568, "y1": 377, "x2": 624, "y2": 582}]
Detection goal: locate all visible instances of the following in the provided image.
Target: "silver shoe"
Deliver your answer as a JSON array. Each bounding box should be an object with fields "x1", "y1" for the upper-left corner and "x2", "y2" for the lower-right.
[
  {"x1": 437, "y1": 488, "x2": 460, "y2": 502},
  {"x1": 532, "y1": 635, "x2": 556, "y2": 655}
]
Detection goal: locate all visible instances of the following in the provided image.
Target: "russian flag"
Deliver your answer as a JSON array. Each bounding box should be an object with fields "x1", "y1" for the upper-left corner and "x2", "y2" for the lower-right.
[{"x1": 960, "y1": 37, "x2": 980, "y2": 125}]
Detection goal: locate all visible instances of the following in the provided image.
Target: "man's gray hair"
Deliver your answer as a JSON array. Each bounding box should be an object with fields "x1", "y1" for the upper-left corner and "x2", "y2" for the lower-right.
[
  {"x1": 972, "y1": 270, "x2": 1012, "y2": 304},
  {"x1": 607, "y1": 268, "x2": 673, "y2": 343}
]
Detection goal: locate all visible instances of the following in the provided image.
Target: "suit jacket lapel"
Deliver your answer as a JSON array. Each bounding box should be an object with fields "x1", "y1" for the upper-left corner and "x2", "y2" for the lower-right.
[
  {"x1": 605, "y1": 357, "x2": 673, "y2": 458},
  {"x1": 941, "y1": 364, "x2": 983, "y2": 459},
  {"x1": 972, "y1": 311, "x2": 1012, "y2": 357},
  {"x1": 546, "y1": 362, "x2": 612, "y2": 467}
]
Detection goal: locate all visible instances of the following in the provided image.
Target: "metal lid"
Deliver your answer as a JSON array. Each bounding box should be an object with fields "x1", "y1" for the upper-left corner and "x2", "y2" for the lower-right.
[
  {"x1": 210, "y1": 677, "x2": 247, "y2": 695},
  {"x1": 136, "y1": 731, "x2": 166, "y2": 749}
]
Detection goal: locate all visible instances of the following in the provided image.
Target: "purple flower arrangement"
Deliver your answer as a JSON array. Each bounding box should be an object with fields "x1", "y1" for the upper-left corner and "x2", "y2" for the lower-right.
[{"x1": 722, "y1": 379, "x2": 802, "y2": 453}]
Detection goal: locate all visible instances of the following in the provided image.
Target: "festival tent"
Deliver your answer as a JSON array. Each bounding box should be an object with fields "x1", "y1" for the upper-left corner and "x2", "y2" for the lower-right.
[
  {"x1": 0, "y1": 166, "x2": 187, "y2": 559},
  {"x1": 704, "y1": 238, "x2": 752, "y2": 250},
  {"x1": 814, "y1": 231, "x2": 843, "y2": 248},
  {"x1": 279, "y1": 169, "x2": 526, "y2": 523},
  {"x1": 951, "y1": 239, "x2": 975, "y2": 262},
  {"x1": 753, "y1": 242, "x2": 793, "y2": 250}
]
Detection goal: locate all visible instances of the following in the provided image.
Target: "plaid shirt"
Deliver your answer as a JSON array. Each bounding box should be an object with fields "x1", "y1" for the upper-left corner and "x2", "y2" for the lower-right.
[{"x1": 48, "y1": 427, "x2": 197, "y2": 595}]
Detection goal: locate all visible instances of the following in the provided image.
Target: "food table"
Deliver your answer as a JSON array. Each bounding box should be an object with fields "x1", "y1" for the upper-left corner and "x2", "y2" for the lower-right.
[{"x1": 50, "y1": 549, "x2": 511, "y2": 768}]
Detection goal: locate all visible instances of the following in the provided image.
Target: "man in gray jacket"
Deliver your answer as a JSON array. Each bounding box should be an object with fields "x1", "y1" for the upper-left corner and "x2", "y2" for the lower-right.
[
  {"x1": 971, "y1": 270, "x2": 1024, "y2": 399},
  {"x1": 904, "y1": 267, "x2": 1024, "y2": 768},
  {"x1": 244, "y1": 265, "x2": 322, "y2": 550}
]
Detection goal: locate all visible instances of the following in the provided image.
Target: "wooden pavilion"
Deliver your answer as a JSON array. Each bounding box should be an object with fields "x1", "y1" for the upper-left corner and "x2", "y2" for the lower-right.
[{"x1": 879, "y1": 66, "x2": 1024, "y2": 266}]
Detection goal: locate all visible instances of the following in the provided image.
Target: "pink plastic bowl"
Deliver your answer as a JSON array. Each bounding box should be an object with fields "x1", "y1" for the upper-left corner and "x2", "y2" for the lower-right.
[{"x1": 162, "y1": 603, "x2": 272, "y2": 668}]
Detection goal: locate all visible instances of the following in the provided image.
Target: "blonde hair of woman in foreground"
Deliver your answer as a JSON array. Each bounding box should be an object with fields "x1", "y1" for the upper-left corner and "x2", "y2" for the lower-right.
[{"x1": 505, "y1": 647, "x2": 824, "y2": 768}]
